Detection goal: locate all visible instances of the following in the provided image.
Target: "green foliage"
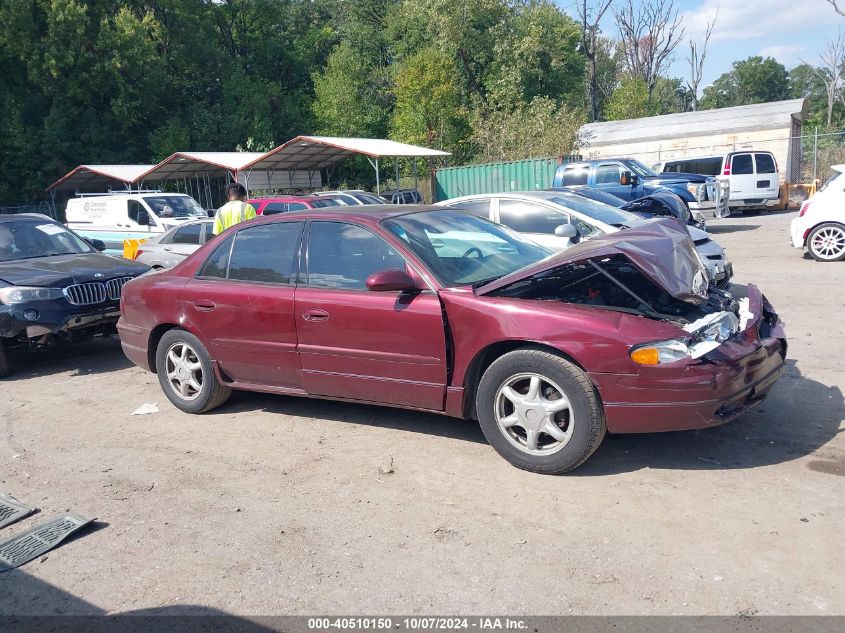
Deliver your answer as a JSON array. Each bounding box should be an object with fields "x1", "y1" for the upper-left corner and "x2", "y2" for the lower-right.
[
  {"x1": 700, "y1": 56, "x2": 791, "y2": 110},
  {"x1": 470, "y1": 97, "x2": 584, "y2": 162},
  {"x1": 604, "y1": 76, "x2": 651, "y2": 120}
]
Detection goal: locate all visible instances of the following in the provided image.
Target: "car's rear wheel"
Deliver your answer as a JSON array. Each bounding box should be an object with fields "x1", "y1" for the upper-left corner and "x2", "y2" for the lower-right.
[
  {"x1": 0, "y1": 339, "x2": 11, "y2": 378},
  {"x1": 807, "y1": 222, "x2": 845, "y2": 262},
  {"x1": 475, "y1": 349, "x2": 605, "y2": 474},
  {"x1": 155, "y1": 329, "x2": 231, "y2": 413}
]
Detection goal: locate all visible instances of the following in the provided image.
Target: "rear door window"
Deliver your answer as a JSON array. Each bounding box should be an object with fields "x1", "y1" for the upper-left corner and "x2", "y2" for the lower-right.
[
  {"x1": 227, "y1": 222, "x2": 303, "y2": 284},
  {"x1": 262, "y1": 202, "x2": 287, "y2": 215},
  {"x1": 755, "y1": 153, "x2": 777, "y2": 174},
  {"x1": 498, "y1": 199, "x2": 568, "y2": 234},
  {"x1": 287, "y1": 202, "x2": 307, "y2": 212},
  {"x1": 560, "y1": 166, "x2": 589, "y2": 186},
  {"x1": 731, "y1": 154, "x2": 753, "y2": 175},
  {"x1": 171, "y1": 223, "x2": 203, "y2": 245}
]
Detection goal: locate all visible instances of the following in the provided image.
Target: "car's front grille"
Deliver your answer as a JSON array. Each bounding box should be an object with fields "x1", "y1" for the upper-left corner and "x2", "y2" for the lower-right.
[
  {"x1": 64, "y1": 282, "x2": 107, "y2": 306},
  {"x1": 106, "y1": 277, "x2": 132, "y2": 300},
  {"x1": 64, "y1": 277, "x2": 132, "y2": 306}
]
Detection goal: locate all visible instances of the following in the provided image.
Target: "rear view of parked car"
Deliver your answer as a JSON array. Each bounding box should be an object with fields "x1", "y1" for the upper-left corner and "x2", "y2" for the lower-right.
[
  {"x1": 134, "y1": 219, "x2": 214, "y2": 269},
  {"x1": 790, "y1": 165, "x2": 845, "y2": 261},
  {"x1": 0, "y1": 214, "x2": 149, "y2": 377},
  {"x1": 658, "y1": 152, "x2": 780, "y2": 213}
]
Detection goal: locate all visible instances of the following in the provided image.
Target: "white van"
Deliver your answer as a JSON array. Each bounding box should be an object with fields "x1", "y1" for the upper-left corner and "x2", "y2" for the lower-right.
[
  {"x1": 65, "y1": 192, "x2": 209, "y2": 254},
  {"x1": 656, "y1": 151, "x2": 781, "y2": 212}
]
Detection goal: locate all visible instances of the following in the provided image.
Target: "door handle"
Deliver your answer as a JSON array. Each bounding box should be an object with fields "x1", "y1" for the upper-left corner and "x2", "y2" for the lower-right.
[
  {"x1": 302, "y1": 308, "x2": 329, "y2": 322},
  {"x1": 194, "y1": 299, "x2": 216, "y2": 312}
]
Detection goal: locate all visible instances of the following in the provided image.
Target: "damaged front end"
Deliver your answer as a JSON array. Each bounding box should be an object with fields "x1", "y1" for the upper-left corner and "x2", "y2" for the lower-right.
[{"x1": 476, "y1": 219, "x2": 787, "y2": 432}]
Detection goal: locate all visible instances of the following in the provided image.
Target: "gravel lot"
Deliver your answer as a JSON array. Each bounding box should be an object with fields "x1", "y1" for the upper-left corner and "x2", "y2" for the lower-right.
[{"x1": 1, "y1": 210, "x2": 843, "y2": 616}]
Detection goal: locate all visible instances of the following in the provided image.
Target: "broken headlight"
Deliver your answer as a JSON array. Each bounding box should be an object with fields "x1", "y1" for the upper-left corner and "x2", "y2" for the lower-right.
[
  {"x1": 631, "y1": 312, "x2": 740, "y2": 366},
  {"x1": 0, "y1": 286, "x2": 64, "y2": 304}
]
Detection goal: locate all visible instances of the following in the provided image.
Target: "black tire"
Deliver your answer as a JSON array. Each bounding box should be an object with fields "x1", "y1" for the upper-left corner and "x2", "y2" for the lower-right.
[
  {"x1": 0, "y1": 339, "x2": 12, "y2": 378},
  {"x1": 475, "y1": 349, "x2": 605, "y2": 474},
  {"x1": 807, "y1": 222, "x2": 845, "y2": 262},
  {"x1": 155, "y1": 328, "x2": 231, "y2": 413}
]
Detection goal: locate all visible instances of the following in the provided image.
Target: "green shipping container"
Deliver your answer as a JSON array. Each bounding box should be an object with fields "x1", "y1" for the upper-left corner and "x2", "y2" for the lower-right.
[{"x1": 434, "y1": 157, "x2": 562, "y2": 201}]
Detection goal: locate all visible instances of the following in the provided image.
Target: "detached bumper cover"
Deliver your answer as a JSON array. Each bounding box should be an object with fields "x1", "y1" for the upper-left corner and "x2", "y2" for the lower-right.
[{"x1": 590, "y1": 286, "x2": 787, "y2": 433}]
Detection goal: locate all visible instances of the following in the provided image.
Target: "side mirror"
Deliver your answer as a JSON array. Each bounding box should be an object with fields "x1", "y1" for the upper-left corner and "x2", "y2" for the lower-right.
[
  {"x1": 620, "y1": 171, "x2": 633, "y2": 186},
  {"x1": 554, "y1": 223, "x2": 578, "y2": 239},
  {"x1": 366, "y1": 268, "x2": 419, "y2": 292},
  {"x1": 89, "y1": 239, "x2": 106, "y2": 252}
]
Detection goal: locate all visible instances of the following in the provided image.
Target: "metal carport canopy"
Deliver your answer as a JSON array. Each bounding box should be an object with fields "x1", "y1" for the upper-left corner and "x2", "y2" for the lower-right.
[
  {"x1": 242, "y1": 136, "x2": 451, "y2": 194},
  {"x1": 48, "y1": 164, "x2": 154, "y2": 192},
  {"x1": 137, "y1": 151, "x2": 267, "y2": 182}
]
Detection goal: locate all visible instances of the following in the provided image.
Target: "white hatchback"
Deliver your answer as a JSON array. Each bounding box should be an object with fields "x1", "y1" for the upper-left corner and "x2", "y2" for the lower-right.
[{"x1": 790, "y1": 165, "x2": 845, "y2": 262}]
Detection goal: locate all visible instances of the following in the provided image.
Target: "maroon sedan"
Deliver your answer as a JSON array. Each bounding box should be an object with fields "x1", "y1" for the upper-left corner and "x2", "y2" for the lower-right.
[{"x1": 118, "y1": 207, "x2": 786, "y2": 474}]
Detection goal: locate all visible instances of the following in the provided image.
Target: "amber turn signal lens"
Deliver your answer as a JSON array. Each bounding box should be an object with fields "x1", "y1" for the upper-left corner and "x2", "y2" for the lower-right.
[{"x1": 630, "y1": 347, "x2": 660, "y2": 365}]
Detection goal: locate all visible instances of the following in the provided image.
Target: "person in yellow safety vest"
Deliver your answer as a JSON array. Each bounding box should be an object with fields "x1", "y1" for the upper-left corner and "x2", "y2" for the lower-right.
[{"x1": 212, "y1": 183, "x2": 257, "y2": 235}]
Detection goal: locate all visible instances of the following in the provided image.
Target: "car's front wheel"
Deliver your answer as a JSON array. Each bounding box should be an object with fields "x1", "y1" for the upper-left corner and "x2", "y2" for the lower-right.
[
  {"x1": 807, "y1": 222, "x2": 845, "y2": 262},
  {"x1": 155, "y1": 329, "x2": 231, "y2": 413},
  {"x1": 475, "y1": 349, "x2": 606, "y2": 474}
]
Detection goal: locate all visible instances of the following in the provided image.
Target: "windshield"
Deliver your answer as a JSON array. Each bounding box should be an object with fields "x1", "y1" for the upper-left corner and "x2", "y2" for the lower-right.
[
  {"x1": 382, "y1": 210, "x2": 550, "y2": 287},
  {"x1": 354, "y1": 193, "x2": 388, "y2": 205},
  {"x1": 548, "y1": 194, "x2": 645, "y2": 228},
  {"x1": 311, "y1": 199, "x2": 341, "y2": 208},
  {"x1": 145, "y1": 195, "x2": 207, "y2": 218},
  {"x1": 0, "y1": 220, "x2": 92, "y2": 262},
  {"x1": 626, "y1": 159, "x2": 658, "y2": 178}
]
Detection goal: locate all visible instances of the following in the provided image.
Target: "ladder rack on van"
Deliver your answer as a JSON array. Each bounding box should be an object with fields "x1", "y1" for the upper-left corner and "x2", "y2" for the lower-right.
[{"x1": 74, "y1": 189, "x2": 163, "y2": 197}]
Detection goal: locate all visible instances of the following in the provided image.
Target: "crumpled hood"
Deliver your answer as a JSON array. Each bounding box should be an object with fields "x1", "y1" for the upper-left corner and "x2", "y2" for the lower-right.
[
  {"x1": 0, "y1": 252, "x2": 150, "y2": 287},
  {"x1": 477, "y1": 218, "x2": 709, "y2": 304}
]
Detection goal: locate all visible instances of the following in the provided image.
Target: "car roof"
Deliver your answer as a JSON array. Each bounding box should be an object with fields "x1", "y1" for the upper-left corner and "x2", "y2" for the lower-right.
[
  {"x1": 445, "y1": 191, "x2": 578, "y2": 202},
  {"x1": 249, "y1": 195, "x2": 322, "y2": 202},
  {"x1": 264, "y1": 204, "x2": 436, "y2": 223},
  {"x1": 0, "y1": 213, "x2": 56, "y2": 223}
]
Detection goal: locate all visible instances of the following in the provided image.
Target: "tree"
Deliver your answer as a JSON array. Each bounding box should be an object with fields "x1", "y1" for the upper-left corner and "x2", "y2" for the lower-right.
[
  {"x1": 685, "y1": 11, "x2": 716, "y2": 111},
  {"x1": 614, "y1": 0, "x2": 684, "y2": 102},
  {"x1": 700, "y1": 56, "x2": 791, "y2": 109},
  {"x1": 790, "y1": 63, "x2": 833, "y2": 127},
  {"x1": 827, "y1": 0, "x2": 845, "y2": 16},
  {"x1": 312, "y1": 41, "x2": 388, "y2": 137},
  {"x1": 390, "y1": 47, "x2": 467, "y2": 153},
  {"x1": 485, "y1": 1, "x2": 585, "y2": 109},
  {"x1": 576, "y1": 0, "x2": 614, "y2": 122},
  {"x1": 604, "y1": 75, "x2": 651, "y2": 120},
  {"x1": 805, "y1": 32, "x2": 845, "y2": 127},
  {"x1": 470, "y1": 97, "x2": 583, "y2": 162}
]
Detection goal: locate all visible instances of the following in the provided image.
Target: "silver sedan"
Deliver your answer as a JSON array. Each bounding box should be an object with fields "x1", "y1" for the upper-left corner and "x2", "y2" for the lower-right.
[
  {"x1": 436, "y1": 191, "x2": 733, "y2": 288},
  {"x1": 134, "y1": 219, "x2": 214, "y2": 269}
]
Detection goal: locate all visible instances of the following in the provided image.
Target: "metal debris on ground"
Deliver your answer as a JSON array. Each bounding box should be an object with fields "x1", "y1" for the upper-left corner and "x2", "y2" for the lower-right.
[
  {"x1": 131, "y1": 403, "x2": 159, "y2": 415},
  {"x1": 0, "y1": 492, "x2": 36, "y2": 530},
  {"x1": 0, "y1": 513, "x2": 93, "y2": 572}
]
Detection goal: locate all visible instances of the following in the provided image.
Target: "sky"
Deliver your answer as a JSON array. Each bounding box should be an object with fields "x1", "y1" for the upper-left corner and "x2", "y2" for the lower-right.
[{"x1": 560, "y1": 0, "x2": 844, "y2": 91}]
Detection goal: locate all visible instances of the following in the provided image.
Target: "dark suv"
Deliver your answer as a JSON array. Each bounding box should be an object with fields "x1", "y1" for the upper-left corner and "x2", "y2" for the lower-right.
[{"x1": 0, "y1": 214, "x2": 150, "y2": 376}]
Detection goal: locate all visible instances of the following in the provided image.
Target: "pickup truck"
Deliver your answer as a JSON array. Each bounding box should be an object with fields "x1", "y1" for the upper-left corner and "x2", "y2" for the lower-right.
[{"x1": 552, "y1": 158, "x2": 730, "y2": 222}]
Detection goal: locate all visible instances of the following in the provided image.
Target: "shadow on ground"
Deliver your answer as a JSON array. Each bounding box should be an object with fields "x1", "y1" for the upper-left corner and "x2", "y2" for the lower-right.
[
  {"x1": 207, "y1": 359, "x2": 841, "y2": 474},
  {"x1": 1, "y1": 336, "x2": 131, "y2": 382},
  {"x1": 706, "y1": 223, "x2": 761, "y2": 234}
]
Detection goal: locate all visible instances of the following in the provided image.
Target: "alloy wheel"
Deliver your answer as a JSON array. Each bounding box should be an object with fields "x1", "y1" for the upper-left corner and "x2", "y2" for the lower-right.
[
  {"x1": 164, "y1": 342, "x2": 204, "y2": 401},
  {"x1": 810, "y1": 225, "x2": 845, "y2": 260},
  {"x1": 494, "y1": 372, "x2": 574, "y2": 456}
]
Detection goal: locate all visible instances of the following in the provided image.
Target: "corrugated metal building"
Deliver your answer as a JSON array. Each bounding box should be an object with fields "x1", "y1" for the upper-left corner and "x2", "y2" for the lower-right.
[{"x1": 578, "y1": 99, "x2": 808, "y2": 183}]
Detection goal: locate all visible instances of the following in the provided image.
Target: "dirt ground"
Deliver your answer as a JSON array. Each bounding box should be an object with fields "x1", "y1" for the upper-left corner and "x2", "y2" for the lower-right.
[{"x1": 1, "y1": 210, "x2": 843, "y2": 616}]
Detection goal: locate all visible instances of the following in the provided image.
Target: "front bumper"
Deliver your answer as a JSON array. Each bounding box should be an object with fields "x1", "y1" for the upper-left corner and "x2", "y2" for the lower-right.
[
  {"x1": 0, "y1": 301, "x2": 121, "y2": 342},
  {"x1": 689, "y1": 200, "x2": 730, "y2": 220},
  {"x1": 590, "y1": 286, "x2": 786, "y2": 433}
]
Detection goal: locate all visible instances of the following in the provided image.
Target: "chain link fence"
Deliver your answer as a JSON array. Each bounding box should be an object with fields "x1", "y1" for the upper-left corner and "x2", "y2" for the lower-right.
[{"x1": 0, "y1": 201, "x2": 57, "y2": 218}]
